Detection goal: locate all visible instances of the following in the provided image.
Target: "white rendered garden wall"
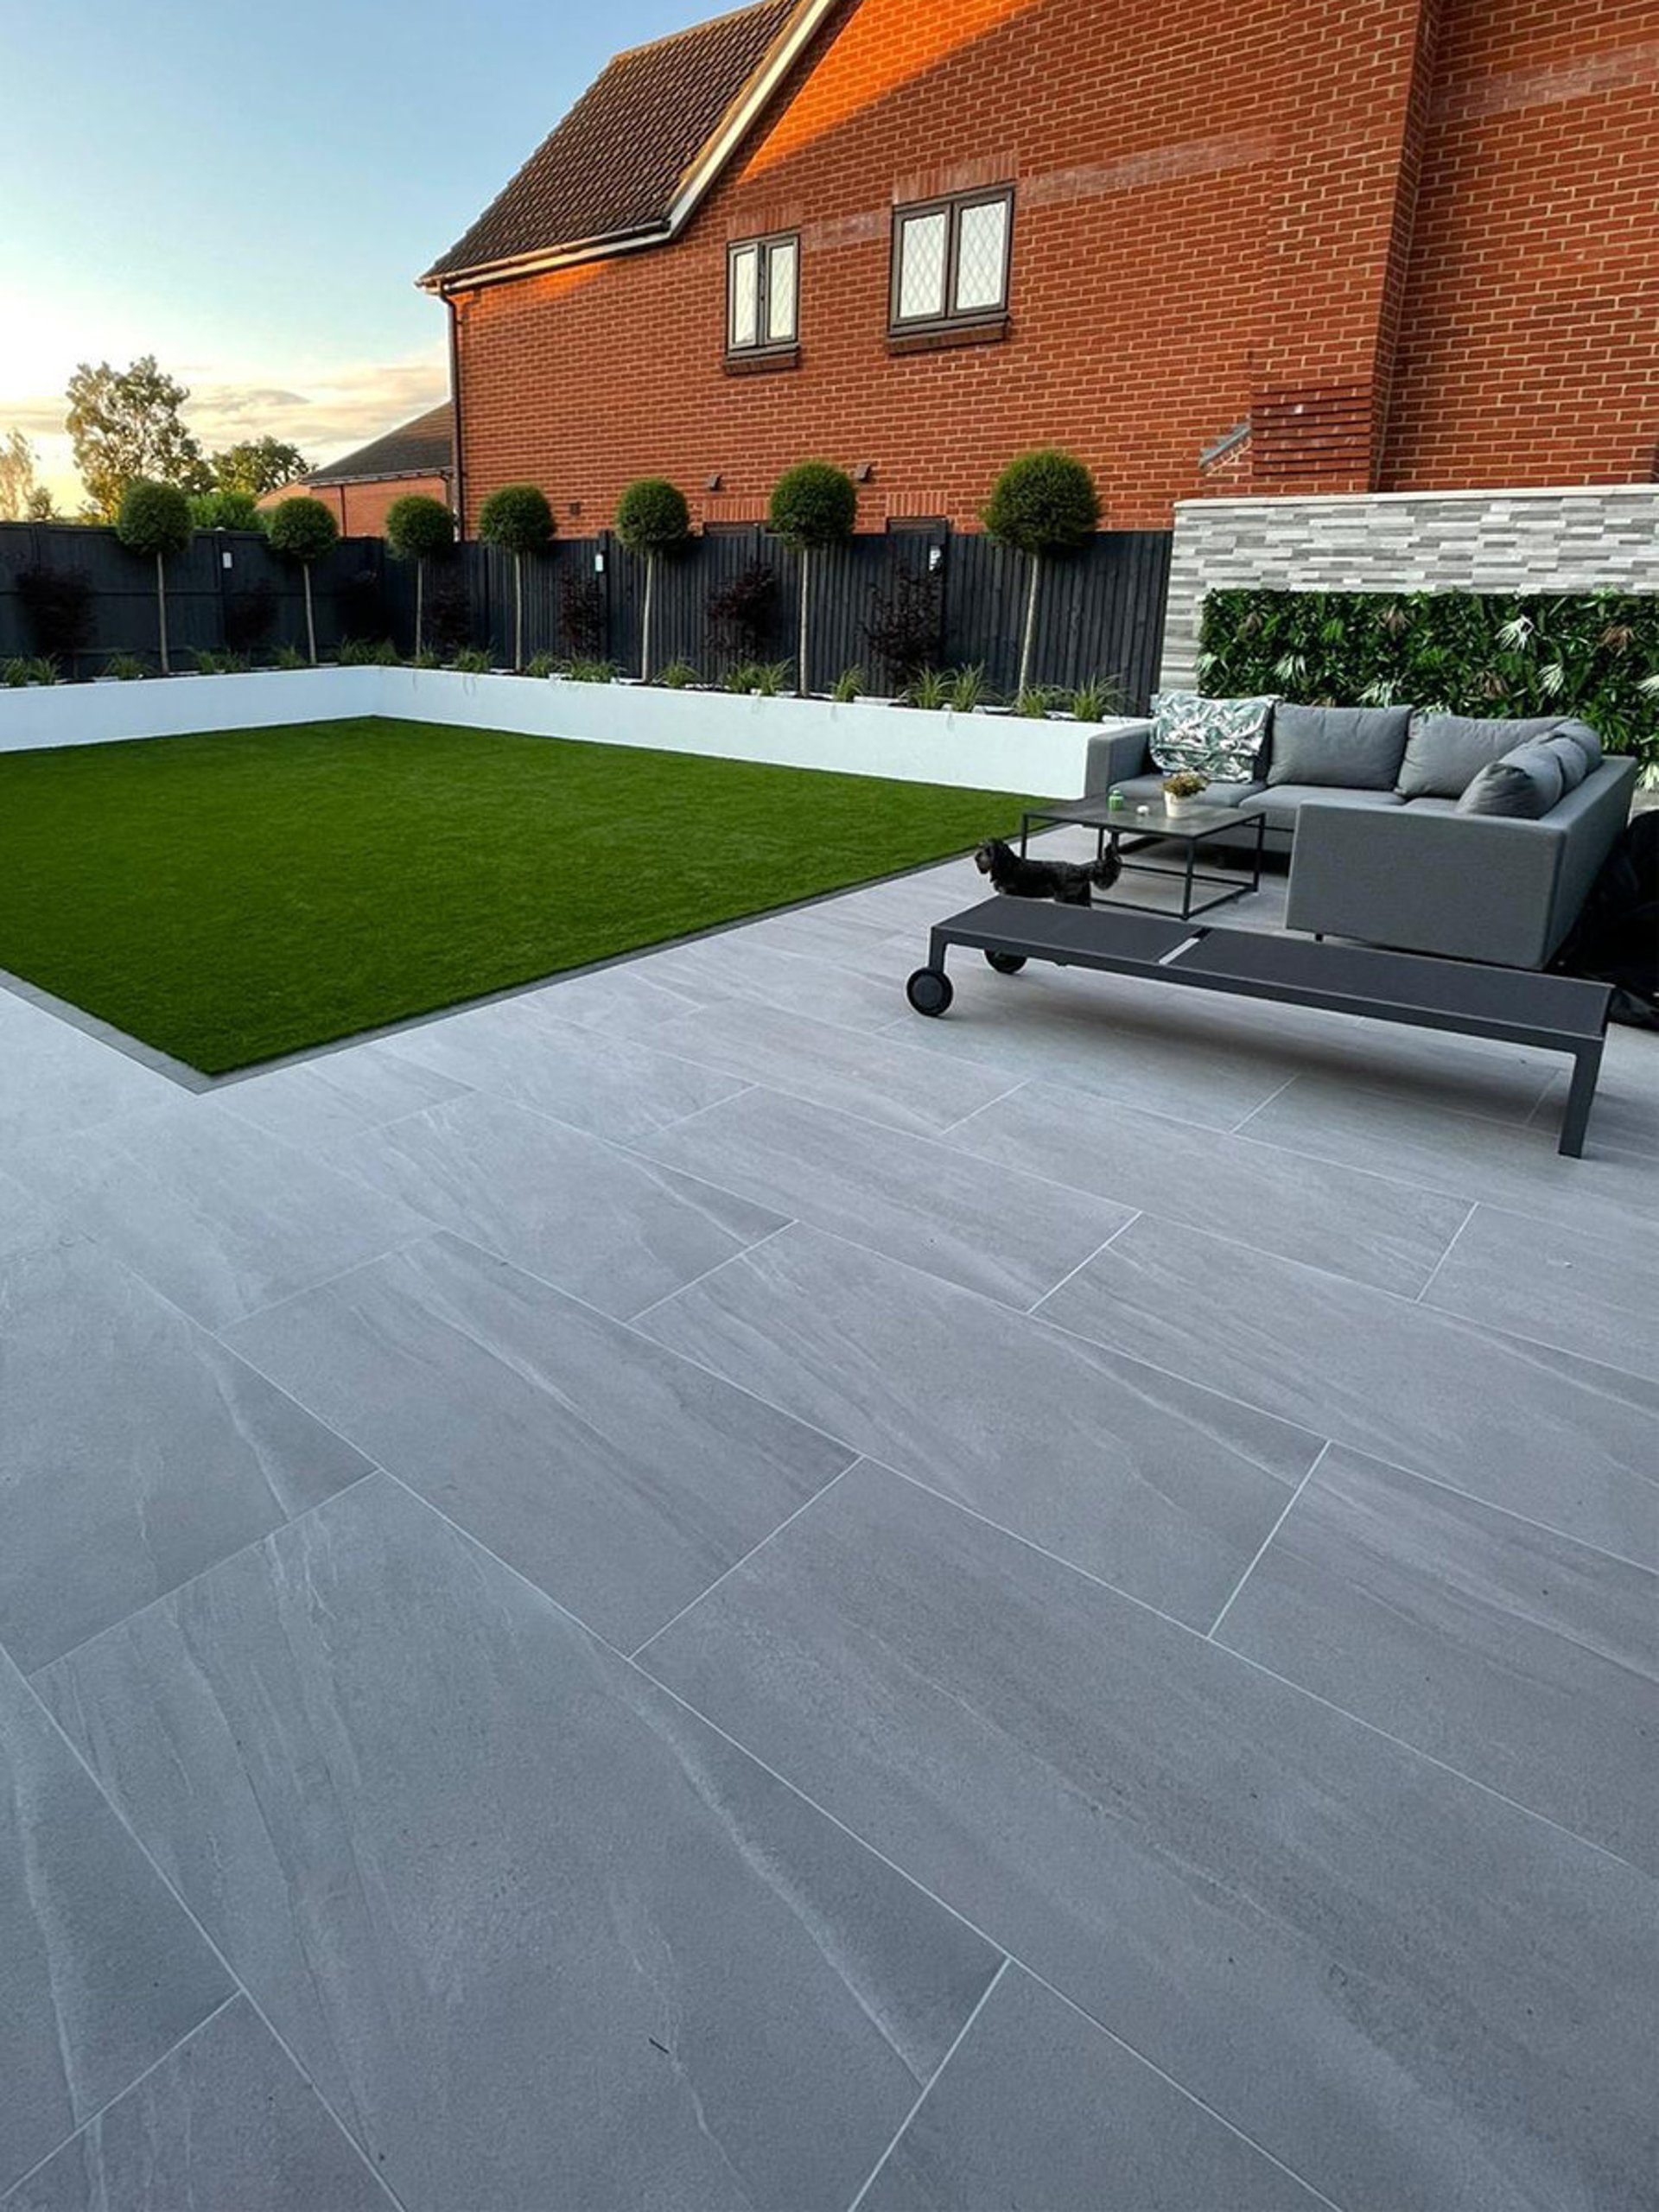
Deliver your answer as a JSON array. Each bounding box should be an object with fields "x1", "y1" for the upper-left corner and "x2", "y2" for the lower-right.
[{"x1": 0, "y1": 664, "x2": 1129, "y2": 796}]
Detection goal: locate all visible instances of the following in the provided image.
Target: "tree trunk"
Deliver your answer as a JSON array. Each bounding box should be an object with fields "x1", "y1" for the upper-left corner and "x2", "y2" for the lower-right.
[
  {"x1": 641, "y1": 553, "x2": 656, "y2": 683},
  {"x1": 1018, "y1": 552, "x2": 1041, "y2": 697},
  {"x1": 302, "y1": 564, "x2": 317, "y2": 665},
  {"x1": 513, "y1": 552, "x2": 524, "y2": 671},
  {"x1": 797, "y1": 548, "x2": 810, "y2": 697},
  {"x1": 415, "y1": 559, "x2": 425, "y2": 656},
  {"x1": 156, "y1": 550, "x2": 170, "y2": 675}
]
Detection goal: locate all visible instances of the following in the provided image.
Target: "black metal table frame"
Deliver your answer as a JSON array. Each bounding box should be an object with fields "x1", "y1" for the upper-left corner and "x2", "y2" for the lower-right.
[
  {"x1": 904, "y1": 902, "x2": 1611, "y2": 1158},
  {"x1": 1017, "y1": 802, "x2": 1268, "y2": 921}
]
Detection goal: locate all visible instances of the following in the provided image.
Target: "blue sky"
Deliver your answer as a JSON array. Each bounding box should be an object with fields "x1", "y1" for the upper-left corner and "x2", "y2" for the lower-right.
[{"x1": 0, "y1": 0, "x2": 721, "y2": 499}]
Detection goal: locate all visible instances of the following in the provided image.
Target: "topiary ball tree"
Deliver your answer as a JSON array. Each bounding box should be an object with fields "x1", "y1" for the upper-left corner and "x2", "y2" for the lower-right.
[
  {"x1": 114, "y1": 479, "x2": 194, "y2": 675},
  {"x1": 768, "y1": 461, "x2": 857, "y2": 696},
  {"x1": 613, "y1": 477, "x2": 690, "y2": 681},
  {"x1": 264, "y1": 496, "x2": 340, "y2": 665},
  {"x1": 982, "y1": 448, "x2": 1100, "y2": 696},
  {"x1": 385, "y1": 493, "x2": 456, "y2": 656},
  {"x1": 476, "y1": 483, "x2": 554, "y2": 671}
]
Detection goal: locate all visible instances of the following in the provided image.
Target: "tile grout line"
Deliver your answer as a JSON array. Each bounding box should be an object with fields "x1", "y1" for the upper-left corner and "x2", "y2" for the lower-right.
[
  {"x1": 10, "y1": 1666, "x2": 410, "y2": 2212},
  {"x1": 623, "y1": 1218, "x2": 798, "y2": 1327},
  {"x1": 1022, "y1": 1211, "x2": 1142, "y2": 1314},
  {"x1": 0, "y1": 1993, "x2": 243, "y2": 2205},
  {"x1": 627, "y1": 1459, "x2": 861, "y2": 1661},
  {"x1": 1227, "y1": 1071, "x2": 1300, "y2": 1134},
  {"x1": 1205, "y1": 1443, "x2": 1332, "y2": 1642},
  {"x1": 840, "y1": 1959, "x2": 1012, "y2": 2212},
  {"x1": 1411, "y1": 1200, "x2": 1479, "y2": 1305}
]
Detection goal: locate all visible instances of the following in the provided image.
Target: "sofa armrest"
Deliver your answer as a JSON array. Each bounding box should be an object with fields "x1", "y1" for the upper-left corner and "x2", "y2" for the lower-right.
[
  {"x1": 1082, "y1": 720, "x2": 1153, "y2": 796},
  {"x1": 1287, "y1": 804, "x2": 1568, "y2": 969}
]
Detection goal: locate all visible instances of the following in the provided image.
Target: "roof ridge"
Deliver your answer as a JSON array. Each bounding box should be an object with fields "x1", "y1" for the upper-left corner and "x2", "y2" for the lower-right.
[{"x1": 611, "y1": 0, "x2": 785, "y2": 67}]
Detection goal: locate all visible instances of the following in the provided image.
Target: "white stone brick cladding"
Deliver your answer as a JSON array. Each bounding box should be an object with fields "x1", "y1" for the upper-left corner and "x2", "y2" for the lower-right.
[{"x1": 1161, "y1": 486, "x2": 1659, "y2": 689}]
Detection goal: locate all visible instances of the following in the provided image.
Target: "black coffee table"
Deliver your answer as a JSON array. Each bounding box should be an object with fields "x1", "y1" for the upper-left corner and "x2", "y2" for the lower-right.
[
  {"x1": 903, "y1": 899, "x2": 1613, "y2": 1156},
  {"x1": 1018, "y1": 796, "x2": 1267, "y2": 920}
]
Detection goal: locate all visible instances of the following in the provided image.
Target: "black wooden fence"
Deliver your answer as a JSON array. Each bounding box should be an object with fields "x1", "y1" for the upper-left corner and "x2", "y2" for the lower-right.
[{"x1": 0, "y1": 519, "x2": 1171, "y2": 707}]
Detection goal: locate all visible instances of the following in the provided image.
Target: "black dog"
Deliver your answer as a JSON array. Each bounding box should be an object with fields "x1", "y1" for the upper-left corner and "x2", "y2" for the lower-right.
[{"x1": 974, "y1": 837, "x2": 1121, "y2": 904}]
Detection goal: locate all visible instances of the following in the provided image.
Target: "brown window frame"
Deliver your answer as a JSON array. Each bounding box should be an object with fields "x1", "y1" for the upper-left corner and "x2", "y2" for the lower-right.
[
  {"x1": 888, "y1": 187, "x2": 1014, "y2": 337},
  {"x1": 726, "y1": 231, "x2": 801, "y2": 359}
]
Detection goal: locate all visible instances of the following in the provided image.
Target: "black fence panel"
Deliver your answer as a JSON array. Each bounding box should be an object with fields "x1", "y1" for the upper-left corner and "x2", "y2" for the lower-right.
[{"x1": 1, "y1": 519, "x2": 1171, "y2": 707}]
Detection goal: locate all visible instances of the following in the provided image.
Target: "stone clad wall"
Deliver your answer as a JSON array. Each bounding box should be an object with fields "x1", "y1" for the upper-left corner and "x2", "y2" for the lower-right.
[{"x1": 1160, "y1": 486, "x2": 1659, "y2": 688}]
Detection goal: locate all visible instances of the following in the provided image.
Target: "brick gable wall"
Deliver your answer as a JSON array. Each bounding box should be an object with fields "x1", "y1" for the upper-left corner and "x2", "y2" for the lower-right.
[{"x1": 445, "y1": 0, "x2": 1656, "y2": 533}]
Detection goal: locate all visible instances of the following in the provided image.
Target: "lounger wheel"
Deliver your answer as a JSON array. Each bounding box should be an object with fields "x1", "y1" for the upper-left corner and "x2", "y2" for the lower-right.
[
  {"x1": 984, "y1": 950, "x2": 1027, "y2": 975},
  {"x1": 906, "y1": 967, "x2": 954, "y2": 1016}
]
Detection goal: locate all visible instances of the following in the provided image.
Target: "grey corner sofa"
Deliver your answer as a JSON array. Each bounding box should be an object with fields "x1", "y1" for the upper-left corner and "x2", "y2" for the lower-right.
[{"x1": 1083, "y1": 704, "x2": 1637, "y2": 970}]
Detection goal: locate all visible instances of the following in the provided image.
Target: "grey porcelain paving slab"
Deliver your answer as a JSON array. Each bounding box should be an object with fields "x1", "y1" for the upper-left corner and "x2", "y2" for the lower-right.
[
  {"x1": 522, "y1": 962, "x2": 712, "y2": 1041},
  {"x1": 1238, "y1": 1072, "x2": 1659, "y2": 1231},
  {"x1": 1421, "y1": 1201, "x2": 1659, "y2": 1379},
  {"x1": 0, "y1": 1240, "x2": 372, "y2": 1674},
  {"x1": 0, "y1": 1172, "x2": 63, "y2": 1264},
  {"x1": 859, "y1": 1967, "x2": 1325, "y2": 2211},
  {"x1": 942, "y1": 1077, "x2": 1471, "y2": 1295},
  {"x1": 224, "y1": 1232, "x2": 853, "y2": 1649},
  {"x1": 642, "y1": 1461, "x2": 1659, "y2": 2212},
  {"x1": 35, "y1": 1476, "x2": 999, "y2": 2212},
  {"x1": 1039, "y1": 1214, "x2": 1659, "y2": 1568},
  {"x1": 634, "y1": 1086, "x2": 1134, "y2": 1308},
  {"x1": 645, "y1": 998, "x2": 1017, "y2": 1136},
  {"x1": 214, "y1": 1040, "x2": 474, "y2": 1151},
  {"x1": 645, "y1": 937, "x2": 903, "y2": 1033},
  {"x1": 1215, "y1": 1445, "x2": 1659, "y2": 1872},
  {"x1": 0, "y1": 990, "x2": 178, "y2": 1147},
  {"x1": 3, "y1": 1997, "x2": 388, "y2": 2212},
  {"x1": 382, "y1": 1000, "x2": 749, "y2": 1141},
  {"x1": 5, "y1": 1100, "x2": 428, "y2": 1331},
  {"x1": 324, "y1": 1090, "x2": 785, "y2": 1320},
  {"x1": 0, "y1": 1656, "x2": 232, "y2": 2197},
  {"x1": 638, "y1": 1224, "x2": 1317, "y2": 1628}
]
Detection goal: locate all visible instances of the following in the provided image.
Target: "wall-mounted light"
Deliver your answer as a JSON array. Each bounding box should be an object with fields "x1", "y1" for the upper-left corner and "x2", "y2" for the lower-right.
[
  {"x1": 569, "y1": 499, "x2": 582, "y2": 518},
  {"x1": 220, "y1": 549, "x2": 233, "y2": 570},
  {"x1": 927, "y1": 543, "x2": 944, "y2": 573},
  {"x1": 854, "y1": 461, "x2": 874, "y2": 483},
  {"x1": 706, "y1": 472, "x2": 722, "y2": 492},
  {"x1": 594, "y1": 550, "x2": 606, "y2": 575}
]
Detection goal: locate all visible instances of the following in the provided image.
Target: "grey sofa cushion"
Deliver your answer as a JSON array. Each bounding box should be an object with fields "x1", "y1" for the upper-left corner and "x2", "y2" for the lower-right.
[
  {"x1": 1254, "y1": 785, "x2": 1405, "y2": 835},
  {"x1": 1554, "y1": 717, "x2": 1602, "y2": 771},
  {"x1": 1456, "y1": 746, "x2": 1566, "y2": 819},
  {"x1": 1265, "y1": 703, "x2": 1413, "y2": 790},
  {"x1": 1112, "y1": 772, "x2": 1266, "y2": 812},
  {"x1": 1397, "y1": 714, "x2": 1565, "y2": 799},
  {"x1": 1539, "y1": 733, "x2": 1590, "y2": 791}
]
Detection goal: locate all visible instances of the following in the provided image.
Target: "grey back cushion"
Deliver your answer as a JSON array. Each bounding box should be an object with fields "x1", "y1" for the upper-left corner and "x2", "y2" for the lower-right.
[
  {"x1": 1397, "y1": 714, "x2": 1566, "y2": 799},
  {"x1": 1455, "y1": 745, "x2": 1566, "y2": 819},
  {"x1": 1266, "y1": 704, "x2": 1413, "y2": 790},
  {"x1": 1539, "y1": 733, "x2": 1590, "y2": 791}
]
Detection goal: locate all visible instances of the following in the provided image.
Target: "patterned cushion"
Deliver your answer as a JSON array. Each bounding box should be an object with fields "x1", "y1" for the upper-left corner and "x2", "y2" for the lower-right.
[{"x1": 1150, "y1": 693, "x2": 1274, "y2": 783}]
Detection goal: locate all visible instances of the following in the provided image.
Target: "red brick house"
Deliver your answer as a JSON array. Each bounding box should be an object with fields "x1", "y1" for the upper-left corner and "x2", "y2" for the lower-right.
[
  {"x1": 258, "y1": 405, "x2": 454, "y2": 536},
  {"x1": 420, "y1": 0, "x2": 1658, "y2": 537}
]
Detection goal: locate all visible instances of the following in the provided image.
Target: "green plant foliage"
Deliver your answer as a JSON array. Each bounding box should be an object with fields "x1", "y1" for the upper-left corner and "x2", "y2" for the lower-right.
[
  {"x1": 947, "y1": 664, "x2": 989, "y2": 713},
  {"x1": 613, "y1": 478, "x2": 690, "y2": 554},
  {"x1": 1198, "y1": 588, "x2": 1659, "y2": 779},
  {"x1": 264, "y1": 497, "x2": 340, "y2": 566},
  {"x1": 450, "y1": 645, "x2": 493, "y2": 674},
  {"x1": 524, "y1": 652, "x2": 559, "y2": 678},
  {"x1": 274, "y1": 642, "x2": 308, "y2": 671},
  {"x1": 114, "y1": 479, "x2": 193, "y2": 558},
  {"x1": 1014, "y1": 685, "x2": 1060, "y2": 718},
  {"x1": 413, "y1": 645, "x2": 442, "y2": 671},
  {"x1": 212, "y1": 437, "x2": 311, "y2": 498},
  {"x1": 831, "y1": 664, "x2": 864, "y2": 703},
  {"x1": 906, "y1": 668, "x2": 950, "y2": 710},
  {"x1": 385, "y1": 495, "x2": 456, "y2": 562},
  {"x1": 722, "y1": 662, "x2": 760, "y2": 694},
  {"x1": 564, "y1": 656, "x2": 617, "y2": 684},
  {"x1": 753, "y1": 661, "x2": 793, "y2": 697},
  {"x1": 188, "y1": 488, "x2": 262, "y2": 531},
  {"x1": 4, "y1": 656, "x2": 60, "y2": 686},
  {"x1": 1, "y1": 658, "x2": 29, "y2": 688},
  {"x1": 1069, "y1": 674, "x2": 1124, "y2": 722},
  {"x1": 477, "y1": 484, "x2": 555, "y2": 556},
  {"x1": 654, "y1": 658, "x2": 701, "y2": 689},
  {"x1": 981, "y1": 449, "x2": 1099, "y2": 556},
  {"x1": 767, "y1": 462, "x2": 857, "y2": 549},
  {"x1": 104, "y1": 653, "x2": 148, "y2": 681}
]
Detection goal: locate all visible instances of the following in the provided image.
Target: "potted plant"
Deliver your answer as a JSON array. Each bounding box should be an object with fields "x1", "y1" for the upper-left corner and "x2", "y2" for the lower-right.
[
  {"x1": 264, "y1": 496, "x2": 340, "y2": 665},
  {"x1": 477, "y1": 482, "x2": 554, "y2": 671},
  {"x1": 385, "y1": 493, "x2": 456, "y2": 658},
  {"x1": 768, "y1": 461, "x2": 857, "y2": 696},
  {"x1": 982, "y1": 448, "x2": 1101, "y2": 697},
  {"x1": 613, "y1": 477, "x2": 689, "y2": 683},
  {"x1": 114, "y1": 479, "x2": 194, "y2": 675},
  {"x1": 1161, "y1": 769, "x2": 1211, "y2": 817}
]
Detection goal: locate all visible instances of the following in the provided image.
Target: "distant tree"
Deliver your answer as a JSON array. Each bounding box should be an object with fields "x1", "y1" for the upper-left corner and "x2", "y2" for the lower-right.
[
  {"x1": 613, "y1": 478, "x2": 690, "y2": 681},
  {"x1": 114, "y1": 480, "x2": 194, "y2": 673},
  {"x1": 25, "y1": 486, "x2": 58, "y2": 521},
  {"x1": 265, "y1": 496, "x2": 340, "y2": 664},
  {"x1": 982, "y1": 449, "x2": 1100, "y2": 695},
  {"x1": 476, "y1": 483, "x2": 554, "y2": 671},
  {"x1": 67, "y1": 357, "x2": 207, "y2": 521},
  {"x1": 0, "y1": 429, "x2": 41, "y2": 521},
  {"x1": 768, "y1": 461, "x2": 857, "y2": 696},
  {"x1": 385, "y1": 494, "x2": 455, "y2": 656},
  {"x1": 188, "y1": 488, "x2": 262, "y2": 531},
  {"x1": 212, "y1": 437, "x2": 310, "y2": 498}
]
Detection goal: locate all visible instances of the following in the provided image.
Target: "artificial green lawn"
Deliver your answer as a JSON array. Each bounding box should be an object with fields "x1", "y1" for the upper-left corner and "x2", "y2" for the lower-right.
[{"x1": 0, "y1": 717, "x2": 1038, "y2": 1072}]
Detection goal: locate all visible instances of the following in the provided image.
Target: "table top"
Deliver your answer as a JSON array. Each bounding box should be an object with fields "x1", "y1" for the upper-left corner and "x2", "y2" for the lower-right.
[{"x1": 1029, "y1": 797, "x2": 1257, "y2": 838}]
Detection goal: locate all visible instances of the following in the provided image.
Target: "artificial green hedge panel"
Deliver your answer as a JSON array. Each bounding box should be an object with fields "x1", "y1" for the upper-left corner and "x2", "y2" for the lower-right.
[{"x1": 1198, "y1": 588, "x2": 1659, "y2": 780}]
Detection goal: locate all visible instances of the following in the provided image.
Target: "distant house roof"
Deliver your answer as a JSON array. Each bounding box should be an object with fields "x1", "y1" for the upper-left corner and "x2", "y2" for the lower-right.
[
  {"x1": 422, "y1": 0, "x2": 834, "y2": 289},
  {"x1": 307, "y1": 404, "x2": 454, "y2": 486}
]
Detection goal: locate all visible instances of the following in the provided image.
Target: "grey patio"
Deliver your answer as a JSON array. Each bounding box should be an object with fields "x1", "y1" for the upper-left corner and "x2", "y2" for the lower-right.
[{"x1": 2, "y1": 842, "x2": 1656, "y2": 2211}]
